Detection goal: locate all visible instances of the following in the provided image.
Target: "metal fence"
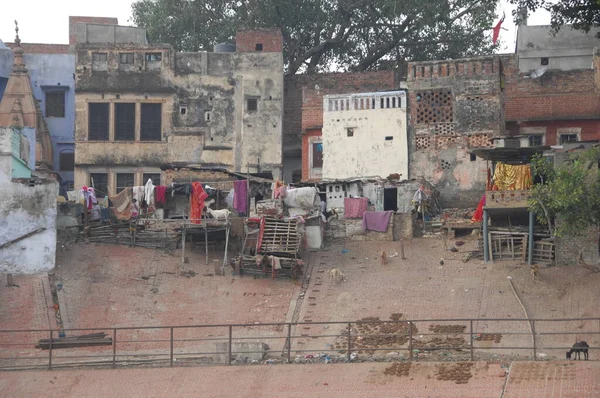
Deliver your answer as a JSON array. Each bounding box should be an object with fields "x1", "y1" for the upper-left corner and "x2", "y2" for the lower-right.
[{"x1": 0, "y1": 317, "x2": 598, "y2": 370}]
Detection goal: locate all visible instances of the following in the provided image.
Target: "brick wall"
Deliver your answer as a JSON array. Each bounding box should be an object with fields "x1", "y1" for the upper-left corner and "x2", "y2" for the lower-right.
[
  {"x1": 5, "y1": 43, "x2": 69, "y2": 54},
  {"x1": 163, "y1": 169, "x2": 235, "y2": 187},
  {"x1": 503, "y1": 54, "x2": 600, "y2": 122},
  {"x1": 506, "y1": 120, "x2": 600, "y2": 146},
  {"x1": 69, "y1": 16, "x2": 119, "y2": 45},
  {"x1": 236, "y1": 29, "x2": 283, "y2": 53},
  {"x1": 301, "y1": 129, "x2": 322, "y2": 181}
]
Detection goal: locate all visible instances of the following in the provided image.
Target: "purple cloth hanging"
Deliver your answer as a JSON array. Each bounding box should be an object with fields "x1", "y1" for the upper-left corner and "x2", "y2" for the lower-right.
[
  {"x1": 362, "y1": 211, "x2": 393, "y2": 232},
  {"x1": 233, "y1": 180, "x2": 248, "y2": 214}
]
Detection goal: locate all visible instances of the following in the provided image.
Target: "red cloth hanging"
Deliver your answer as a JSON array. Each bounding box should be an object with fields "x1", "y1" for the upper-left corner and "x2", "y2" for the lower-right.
[
  {"x1": 190, "y1": 182, "x2": 209, "y2": 224},
  {"x1": 155, "y1": 186, "x2": 167, "y2": 205},
  {"x1": 471, "y1": 195, "x2": 486, "y2": 223},
  {"x1": 492, "y1": 14, "x2": 505, "y2": 44}
]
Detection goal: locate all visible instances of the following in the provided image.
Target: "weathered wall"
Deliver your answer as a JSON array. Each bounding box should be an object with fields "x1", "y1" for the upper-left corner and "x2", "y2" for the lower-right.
[
  {"x1": 555, "y1": 226, "x2": 600, "y2": 266},
  {"x1": 69, "y1": 16, "x2": 119, "y2": 45},
  {"x1": 0, "y1": 127, "x2": 35, "y2": 180},
  {"x1": 322, "y1": 91, "x2": 408, "y2": 180},
  {"x1": 0, "y1": 179, "x2": 58, "y2": 274},
  {"x1": 407, "y1": 57, "x2": 500, "y2": 208},
  {"x1": 74, "y1": 32, "x2": 283, "y2": 192}
]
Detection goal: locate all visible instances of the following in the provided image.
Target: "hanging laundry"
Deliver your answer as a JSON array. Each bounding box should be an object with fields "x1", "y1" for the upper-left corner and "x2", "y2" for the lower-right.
[
  {"x1": 132, "y1": 186, "x2": 145, "y2": 204},
  {"x1": 471, "y1": 195, "x2": 486, "y2": 223},
  {"x1": 233, "y1": 180, "x2": 248, "y2": 214},
  {"x1": 493, "y1": 163, "x2": 532, "y2": 190},
  {"x1": 155, "y1": 186, "x2": 167, "y2": 205},
  {"x1": 344, "y1": 197, "x2": 369, "y2": 219},
  {"x1": 362, "y1": 211, "x2": 393, "y2": 232},
  {"x1": 272, "y1": 180, "x2": 284, "y2": 199},
  {"x1": 109, "y1": 187, "x2": 132, "y2": 220},
  {"x1": 189, "y1": 182, "x2": 209, "y2": 224},
  {"x1": 144, "y1": 178, "x2": 155, "y2": 207}
]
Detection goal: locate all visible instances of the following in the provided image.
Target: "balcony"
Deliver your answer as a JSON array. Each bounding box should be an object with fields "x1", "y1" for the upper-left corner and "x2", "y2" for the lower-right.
[{"x1": 485, "y1": 189, "x2": 531, "y2": 209}]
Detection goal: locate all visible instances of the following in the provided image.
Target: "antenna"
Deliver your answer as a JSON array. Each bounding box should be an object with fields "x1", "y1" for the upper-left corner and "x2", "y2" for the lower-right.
[{"x1": 530, "y1": 68, "x2": 547, "y2": 79}]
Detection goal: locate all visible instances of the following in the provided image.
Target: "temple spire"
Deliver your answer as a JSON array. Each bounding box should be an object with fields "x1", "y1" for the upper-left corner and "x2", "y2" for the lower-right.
[{"x1": 12, "y1": 20, "x2": 27, "y2": 73}]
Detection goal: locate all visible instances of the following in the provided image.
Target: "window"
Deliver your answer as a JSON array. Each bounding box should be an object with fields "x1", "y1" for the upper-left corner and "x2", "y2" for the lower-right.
[
  {"x1": 312, "y1": 142, "x2": 323, "y2": 168},
  {"x1": 205, "y1": 111, "x2": 212, "y2": 122},
  {"x1": 90, "y1": 173, "x2": 108, "y2": 196},
  {"x1": 143, "y1": 173, "x2": 161, "y2": 185},
  {"x1": 116, "y1": 173, "x2": 135, "y2": 193},
  {"x1": 346, "y1": 128, "x2": 354, "y2": 137},
  {"x1": 88, "y1": 103, "x2": 109, "y2": 141},
  {"x1": 45, "y1": 92, "x2": 65, "y2": 118},
  {"x1": 59, "y1": 152, "x2": 74, "y2": 171},
  {"x1": 255, "y1": 43, "x2": 263, "y2": 51},
  {"x1": 415, "y1": 90, "x2": 453, "y2": 124},
  {"x1": 145, "y1": 53, "x2": 162, "y2": 62},
  {"x1": 119, "y1": 53, "x2": 134, "y2": 64},
  {"x1": 385, "y1": 136, "x2": 393, "y2": 141},
  {"x1": 246, "y1": 98, "x2": 258, "y2": 112},
  {"x1": 470, "y1": 153, "x2": 477, "y2": 162},
  {"x1": 541, "y1": 57, "x2": 549, "y2": 66},
  {"x1": 180, "y1": 106, "x2": 187, "y2": 115},
  {"x1": 140, "y1": 103, "x2": 162, "y2": 141},
  {"x1": 114, "y1": 103, "x2": 136, "y2": 141},
  {"x1": 559, "y1": 134, "x2": 578, "y2": 144},
  {"x1": 528, "y1": 135, "x2": 544, "y2": 147},
  {"x1": 92, "y1": 53, "x2": 107, "y2": 62}
]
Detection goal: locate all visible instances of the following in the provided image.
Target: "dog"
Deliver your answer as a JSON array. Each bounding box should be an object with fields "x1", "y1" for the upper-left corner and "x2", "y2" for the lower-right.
[
  {"x1": 380, "y1": 251, "x2": 387, "y2": 266},
  {"x1": 530, "y1": 264, "x2": 540, "y2": 279},
  {"x1": 328, "y1": 268, "x2": 345, "y2": 284}
]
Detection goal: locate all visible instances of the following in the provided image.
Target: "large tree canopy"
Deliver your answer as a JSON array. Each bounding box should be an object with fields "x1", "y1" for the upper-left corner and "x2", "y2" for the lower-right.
[
  {"x1": 131, "y1": 0, "x2": 500, "y2": 75},
  {"x1": 510, "y1": 0, "x2": 600, "y2": 37}
]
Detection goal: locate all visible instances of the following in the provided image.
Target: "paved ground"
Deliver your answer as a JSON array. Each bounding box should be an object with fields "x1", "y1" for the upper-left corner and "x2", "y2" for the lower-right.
[{"x1": 1, "y1": 360, "x2": 598, "y2": 397}]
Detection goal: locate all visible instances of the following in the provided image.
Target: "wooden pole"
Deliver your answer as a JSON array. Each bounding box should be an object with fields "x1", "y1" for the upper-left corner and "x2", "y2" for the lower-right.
[
  {"x1": 204, "y1": 219, "x2": 209, "y2": 266},
  {"x1": 222, "y1": 224, "x2": 230, "y2": 275},
  {"x1": 181, "y1": 222, "x2": 186, "y2": 271},
  {"x1": 400, "y1": 238, "x2": 405, "y2": 260}
]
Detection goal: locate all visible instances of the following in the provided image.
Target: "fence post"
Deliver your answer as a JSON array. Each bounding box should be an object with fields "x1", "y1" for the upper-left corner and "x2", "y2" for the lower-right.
[
  {"x1": 531, "y1": 320, "x2": 537, "y2": 361},
  {"x1": 48, "y1": 329, "x2": 53, "y2": 370},
  {"x1": 347, "y1": 323, "x2": 352, "y2": 361},
  {"x1": 287, "y1": 323, "x2": 292, "y2": 363},
  {"x1": 228, "y1": 325, "x2": 233, "y2": 366},
  {"x1": 408, "y1": 322, "x2": 413, "y2": 361},
  {"x1": 469, "y1": 320, "x2": 474, "y2": 361},
  {"x1": 170, "y1": 327, "x2": 174, "y2": 367},
  {"x1": 112, "y1": 328, "x2": 117, "y2": 368}
]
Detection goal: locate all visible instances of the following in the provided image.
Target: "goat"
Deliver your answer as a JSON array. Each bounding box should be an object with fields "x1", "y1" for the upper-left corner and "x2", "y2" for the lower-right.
[
  {"x1": 566, "y1": 341, "x2": 589, "y2": 360},
  {"x1": 530, "y1": 264, "x2": 540, "y2": 280},
  {"x1": 328, "y1": 268, "x2": 345, "y2": 284},
  {"x1": 380, "y1": 251, "x2": 387, "y2": 266},
  {"x1": 203, "y1": 198, "x2": 231, "y2": 221}
]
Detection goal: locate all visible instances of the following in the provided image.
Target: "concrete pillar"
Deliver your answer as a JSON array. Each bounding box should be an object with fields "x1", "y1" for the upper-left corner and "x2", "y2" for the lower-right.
[
  {"x1": 528, "y1": 211, "x2": 534, "y2": 265},
  {"x1": 483, "y1": 209, "x2": 489, "y2": 262}
]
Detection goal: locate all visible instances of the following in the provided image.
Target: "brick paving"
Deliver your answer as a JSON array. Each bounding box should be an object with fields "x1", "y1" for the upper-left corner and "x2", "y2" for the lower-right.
[{"x1": 0, "y1": 361, "x2": 510, "y2": 398}]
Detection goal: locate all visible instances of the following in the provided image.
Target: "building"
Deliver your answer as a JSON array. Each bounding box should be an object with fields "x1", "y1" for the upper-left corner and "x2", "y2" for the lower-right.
[
  {"x1": 73, "y1": 23, "x2": 284, "y2": 196},
  {"x1": 407, "y1": 56, "x2": 503, "y2": 207},
  {"x1": 321, "y1": 90, "x2": 408, "y2": 180},
  {"x1": 0, "y1": 27, "x2": 58, "y2": 274}
]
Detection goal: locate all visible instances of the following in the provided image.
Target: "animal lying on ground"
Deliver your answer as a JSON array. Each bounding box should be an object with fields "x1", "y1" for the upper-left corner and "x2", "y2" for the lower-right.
[
  {"x1": 380, "y1": 251, "x2": 387, "y2": 265},
  {"x1": 328, "y1": 268, "x2": 345, "y2": 284},
  {"x1": 566, "y1": 341, "x2": 589, "y2": 360},
  {"x1": 530, "y1": 264, "x2": 540, "y2": 279}
]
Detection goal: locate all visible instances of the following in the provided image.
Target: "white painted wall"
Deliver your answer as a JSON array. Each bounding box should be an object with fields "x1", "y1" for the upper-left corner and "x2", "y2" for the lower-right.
[{"x1": 322, "y1": 91, "x2": 408, "y2": 180}]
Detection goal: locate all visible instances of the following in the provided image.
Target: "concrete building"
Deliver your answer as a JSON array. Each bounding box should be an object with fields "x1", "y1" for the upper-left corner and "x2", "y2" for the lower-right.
[
  {"x1": 407, "y1": 56, "x2": 502, "y2": 207},
  {"x1": 321, "y1": 90, "x2": 408, "y2": 180},
  {"x1": 74, "y1": 23, "x2": 284, "y2": 195},
  {"x1": 0, "y1": 28, "x2": 58, "y2": 274}
]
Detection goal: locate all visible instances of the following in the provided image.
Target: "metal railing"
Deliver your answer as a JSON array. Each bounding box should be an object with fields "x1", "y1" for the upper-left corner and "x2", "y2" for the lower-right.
[{"x1": 0, "y1": 317, "x2": 598, "y2": 371}]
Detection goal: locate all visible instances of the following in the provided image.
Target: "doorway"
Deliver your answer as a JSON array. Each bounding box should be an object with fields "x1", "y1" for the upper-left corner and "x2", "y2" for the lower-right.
[{"x1": 384, "y1": 187, "x2": 398, "y2": 211}]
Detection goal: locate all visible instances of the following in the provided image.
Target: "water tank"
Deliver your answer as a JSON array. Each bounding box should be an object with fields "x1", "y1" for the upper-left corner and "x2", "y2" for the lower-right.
[{"x1": 213, "y1": 42, "x2": 236, "y2": 53}]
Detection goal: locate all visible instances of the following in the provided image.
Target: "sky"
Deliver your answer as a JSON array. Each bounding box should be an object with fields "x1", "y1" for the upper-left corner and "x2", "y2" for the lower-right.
[{"x1": 0, "y1": 0, "x2": 550, "y2": 54}]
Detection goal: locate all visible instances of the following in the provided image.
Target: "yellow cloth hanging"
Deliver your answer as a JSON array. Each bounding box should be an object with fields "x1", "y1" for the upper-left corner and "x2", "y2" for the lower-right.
[{"x1": 492, "y1": 163, "x2": 532, "y2": 190}]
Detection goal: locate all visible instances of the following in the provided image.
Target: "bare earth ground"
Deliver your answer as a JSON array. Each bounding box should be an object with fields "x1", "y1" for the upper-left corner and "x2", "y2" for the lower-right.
[
  {"x1": 1, "y1": 235, "x2": 599, "y2": 366},
  {"x1": 1, "y1": 361, "x2": 599, "y2": 398}
]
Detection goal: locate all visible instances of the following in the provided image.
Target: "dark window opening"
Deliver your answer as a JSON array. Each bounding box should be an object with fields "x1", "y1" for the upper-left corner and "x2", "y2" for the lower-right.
[
  {"x1": 247, "y1": 98, "x2": 258, "y2": 112},
  {"x1": 559, "y1": 134, "x2": 578, "y2": 144},
  {"x1": 541, "y1": 57, "x2": 549, "y2": 66},
  {"x1": 143, "y1": 173, "x2": 161, "y2": 185},
  {"x1": 312, "y1": 142, "x2": 323, "y2": 168},
  {"x1": 59, "y1": 152, "x2": 75, "y2": 171},
  {"x1": 385, "y1": 136, "x2": 393, "y2": 141},
  {"x1": 384, "y1": 187, "x2": 398, "y2": 212},
  {"x1": 116, "y1": 173, "x2": 135, "y2": 193},
  {"x1": 145, "y1": 53, "x2": 162, "y2": 62},
  {"x1": 45, "y1": 92, "x2": 65, "y2": 118},
  {"x1": 205, "y1": 111, "x2": 211, "y2": 122},
  {"x1": 88, "y1": 103, "x2": 109, "y2": 141},
  {"x1": 347, "y1": 128, "x2": 354, "y2": 137},
  {"x1": 119, "y1": 53, "x2": 134, "y2": 64},
  {"x1": 180, "y1": 107, "x2": 187, "y2": 115},
  {"x1": 92, "y1": 53, "x2": 107, "y2": 62},
  {"x1": 529, "y1": 135, "x2": 543, "y2": 147},
  {"x1": 470, "y1": 153, "x2": 477, "y2": 162},
  {"x1": 90, "y1": 173, "x2": 108, "y2": 196},
  {"x1": 255, "y1": 43, "x2": 263, "y2": 51},
  {"x1": 115, "y1": 103, "x2": 136, "y2": 141},
  {"x1": 140, "y1": 103, "x2": 162, "y2": 141}
]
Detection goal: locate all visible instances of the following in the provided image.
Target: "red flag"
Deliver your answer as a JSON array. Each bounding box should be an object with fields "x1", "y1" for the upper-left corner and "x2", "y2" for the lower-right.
[{"x1": 492, "y1": 14, "x2": 505, "y2": 44}]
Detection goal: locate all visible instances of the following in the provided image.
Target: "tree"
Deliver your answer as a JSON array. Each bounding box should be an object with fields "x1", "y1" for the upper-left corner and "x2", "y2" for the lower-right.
[
  {"x1": 528, "y1": 148, "x2": 600, "y2": 240},
  {"x1": 131, "y1": 0, "x2": 500, "y2": 75},
  {"x1": 509, "y1": 0, "x2": 600, "y2": 38}
]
